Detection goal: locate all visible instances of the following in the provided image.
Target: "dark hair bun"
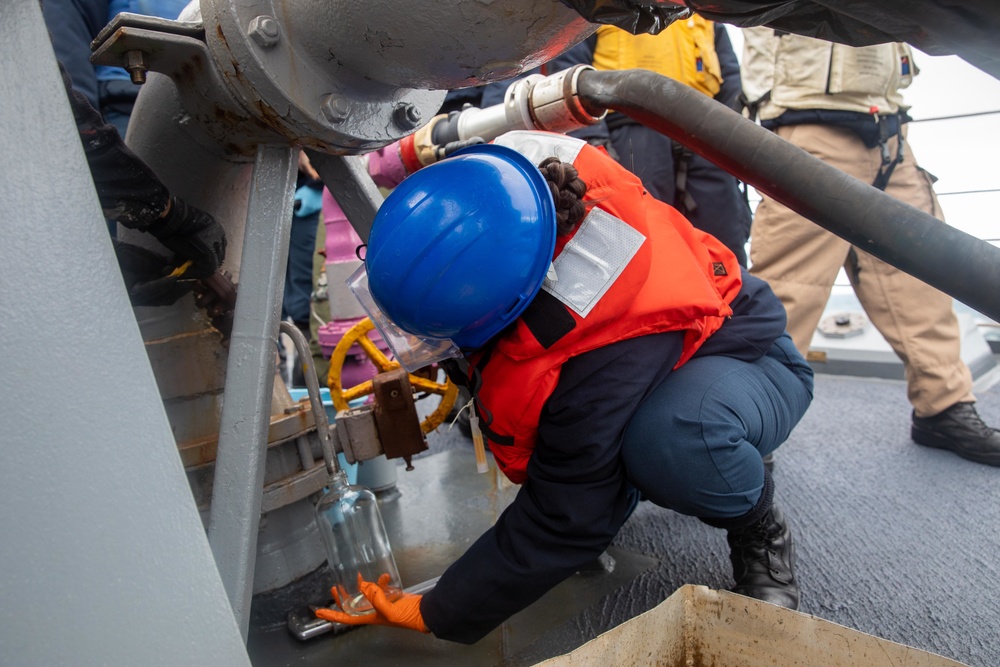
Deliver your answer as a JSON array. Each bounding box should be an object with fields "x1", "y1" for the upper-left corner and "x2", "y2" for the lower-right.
[{"x1": 538, "y1": 157, "x2": 587, "y2": 235}]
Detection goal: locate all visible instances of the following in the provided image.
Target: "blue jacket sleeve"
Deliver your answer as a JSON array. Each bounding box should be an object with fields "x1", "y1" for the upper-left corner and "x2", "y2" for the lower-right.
[
  {"x1": 713, "y1": 24, "x2": 744, "y2": 112},
  {"x1": 43, "y1": 0, "x2": 109, "y2": 108},
  {"x1": 420, "y1": 331, "x2": 685, "y2": 643},
  {"x1": 546, "y1": 34, "x2": 596, "y2": 74}
]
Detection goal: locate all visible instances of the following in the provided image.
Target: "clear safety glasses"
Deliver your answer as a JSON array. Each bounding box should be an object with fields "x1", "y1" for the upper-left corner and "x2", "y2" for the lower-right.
[{"x1": 346, "y1": 264, "x2": 464, "y2": 373}]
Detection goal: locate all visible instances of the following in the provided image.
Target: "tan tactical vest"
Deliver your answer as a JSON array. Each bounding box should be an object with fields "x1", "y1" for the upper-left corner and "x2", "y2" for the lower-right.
[{"x1": 741, "y1": 27, "x2": 917, "y2": 120}]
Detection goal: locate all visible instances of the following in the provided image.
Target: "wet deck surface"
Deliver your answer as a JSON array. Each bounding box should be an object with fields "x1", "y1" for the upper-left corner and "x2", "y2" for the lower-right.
[{"x1": 249, "y1": 365, "x2": 1000, "y2": 667}]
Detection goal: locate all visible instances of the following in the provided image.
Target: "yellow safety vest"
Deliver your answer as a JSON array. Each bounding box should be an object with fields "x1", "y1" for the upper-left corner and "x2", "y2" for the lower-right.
[{"x1": 591, "y1": 18, "x2": 722, "y2": 98}]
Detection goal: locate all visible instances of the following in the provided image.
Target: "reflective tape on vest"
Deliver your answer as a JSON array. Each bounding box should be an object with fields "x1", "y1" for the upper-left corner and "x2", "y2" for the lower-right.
[{"x1": 542, "y1": 208, "x2": 645, "y2": 318}]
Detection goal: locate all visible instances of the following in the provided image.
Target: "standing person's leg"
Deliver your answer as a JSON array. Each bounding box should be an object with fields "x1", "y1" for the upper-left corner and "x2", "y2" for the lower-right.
[
  {"x1": 682, "y1": 150, "x2": 752, "y2": 267},
  {"x1": 283, "y1": 210, "x2": 321, "y2": 386},
  {"x1": 749, "y1": 125, "x2": 855, "y2": 355},
  {"x1": 849, "y1": 244, "x2": 1000, "y2": 466},
  {"x1": 608, "y1": 124, "x2": 677, "y2": 204},
  {"x1": 283, "y1": 211, "x2": 321, "y2": 327},
  {"x1": 310, "y1": 215, "x2": 331, "y2": 387},
  {"x1": 849, "y1": 244, "x2": 971, "y2": 415},
  {"x1": 845, "y1": 131, "x2": 999, "y2": 464},
  {"x1": 611, "y1": 124, "x2": 751, "y2": 266},
  {"x1": 845, "y1": 131, "x2": 973, "y2": 416},
  {"x1": 621, "y1": 334, "x2": 813, "y2": 608}
]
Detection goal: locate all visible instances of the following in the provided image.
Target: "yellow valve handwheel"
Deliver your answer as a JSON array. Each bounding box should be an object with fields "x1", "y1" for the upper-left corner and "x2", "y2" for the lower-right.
[{"x1": 327, "y1": 318, "x2": 458, "y2": 434}]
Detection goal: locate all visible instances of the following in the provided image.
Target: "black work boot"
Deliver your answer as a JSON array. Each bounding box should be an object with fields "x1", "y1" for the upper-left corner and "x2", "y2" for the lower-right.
[
  {"x1": 726, "y1": 505, "x2": 799, "y2": 610},
  {"x1": 912, "y1": 402, "x2": 1000, "y2": 467}
]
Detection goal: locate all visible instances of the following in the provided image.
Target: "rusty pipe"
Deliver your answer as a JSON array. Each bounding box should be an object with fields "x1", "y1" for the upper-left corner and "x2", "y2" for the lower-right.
[{"x1": 576, "y1": 69, "x2": 1000, "y2": 322}]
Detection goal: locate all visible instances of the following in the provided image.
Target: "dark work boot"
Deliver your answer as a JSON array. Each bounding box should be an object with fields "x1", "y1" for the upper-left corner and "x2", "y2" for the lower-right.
[
  {"x1": 726, "y1": 505, "x2": 799, "y2": 610},
  {"x1": 912, "y1": 402, "x2": 1000, "y2": 467}
]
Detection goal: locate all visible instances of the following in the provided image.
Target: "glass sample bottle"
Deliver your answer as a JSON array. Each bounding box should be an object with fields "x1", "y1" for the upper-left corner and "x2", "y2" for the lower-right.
[{"x1": 314, "y1": 470, "x2": 403, "y2": 615}]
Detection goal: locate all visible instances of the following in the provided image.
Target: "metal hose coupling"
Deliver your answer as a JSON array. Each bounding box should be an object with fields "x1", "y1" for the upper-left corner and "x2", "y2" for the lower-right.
[
  {"x1": 435, "y1": 65, "x2": 608, "y2": 146},
  {"x1": 519, "y1": 64, "x2": 608, "y2": 134}
]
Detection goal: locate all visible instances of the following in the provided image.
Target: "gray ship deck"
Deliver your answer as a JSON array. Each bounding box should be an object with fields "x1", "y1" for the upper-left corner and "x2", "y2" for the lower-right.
[{"x1": 248, "y1": 354, "x2": 1000, "y2": 667}]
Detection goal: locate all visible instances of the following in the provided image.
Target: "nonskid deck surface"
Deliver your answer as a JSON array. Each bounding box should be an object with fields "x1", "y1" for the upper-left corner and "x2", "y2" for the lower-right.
[{"x1": 249, "y1": 370, "x2": 1000, "y2": 667}]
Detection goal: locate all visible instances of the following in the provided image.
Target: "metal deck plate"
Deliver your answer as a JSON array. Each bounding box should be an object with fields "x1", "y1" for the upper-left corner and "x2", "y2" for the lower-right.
[{"x1": 247, "y1": 448, "x2": 658, "y2": 666}]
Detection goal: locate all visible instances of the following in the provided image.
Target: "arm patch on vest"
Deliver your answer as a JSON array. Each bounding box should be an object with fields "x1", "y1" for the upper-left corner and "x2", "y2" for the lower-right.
[{"x1": 521, "y1": 290, "x2": 577, "y2": 349}]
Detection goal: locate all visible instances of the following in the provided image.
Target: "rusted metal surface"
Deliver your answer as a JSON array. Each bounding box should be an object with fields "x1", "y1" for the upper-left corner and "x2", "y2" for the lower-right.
[
  {"x1": 192, "y1": 270, "x2": 238, "y2": 344},
  {"x1": 260, "y1": 462, "x2": 328, "y2": 513},
  {"x1": 93, "y1": 1, "x2": 599, "y2": 156},
  {"x1": 372, "y1": 368, "x2": 428, "y2": 469},
  {"x1": 90, "y1": 17, "x2": 270, "y2": 158},
  {"x1": 201, "y1": 0, "x2": 445, "y2": 154},
  {"x1": 176, "y1": 390, "x2": 317, "y2": 467},
  {"x1": 144, "y1": 328, "x2": 228, "y2": 402},
  {"x1": 186, "y1": 432, "x2": 325, "y2": 508}
]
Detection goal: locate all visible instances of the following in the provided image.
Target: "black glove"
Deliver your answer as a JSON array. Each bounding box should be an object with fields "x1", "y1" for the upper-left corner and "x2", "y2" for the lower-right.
[
  {"x1": 113, "y1": 240, "x2": 193, "y2": 307},
  {"x1": 436, "y1": 136, "x2": 486, "y2": 161},
  {"x1": 151, "y1": 196, "x2": 227, "y2": 279}
]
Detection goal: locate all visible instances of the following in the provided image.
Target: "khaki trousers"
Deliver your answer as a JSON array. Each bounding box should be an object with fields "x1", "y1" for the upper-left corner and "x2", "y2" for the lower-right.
[{"x1": 749, "y1": 123, "x2": 974, "y2": 417}]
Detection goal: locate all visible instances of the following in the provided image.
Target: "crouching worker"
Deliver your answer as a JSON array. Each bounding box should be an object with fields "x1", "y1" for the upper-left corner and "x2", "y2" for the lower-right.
[{"x1": 316, "y1": 131, "x2": 814, "y2": 643}]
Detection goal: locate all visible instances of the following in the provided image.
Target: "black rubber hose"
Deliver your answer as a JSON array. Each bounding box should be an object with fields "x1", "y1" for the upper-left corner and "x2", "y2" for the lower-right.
[{"x1": 576, "y1": 68, "x2": 1000, "y2": 323}]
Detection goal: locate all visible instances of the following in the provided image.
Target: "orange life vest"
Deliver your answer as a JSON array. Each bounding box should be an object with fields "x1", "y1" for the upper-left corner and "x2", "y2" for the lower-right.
[{"x1": 472, "y1": 132, "x2": 742, "y2": 484}]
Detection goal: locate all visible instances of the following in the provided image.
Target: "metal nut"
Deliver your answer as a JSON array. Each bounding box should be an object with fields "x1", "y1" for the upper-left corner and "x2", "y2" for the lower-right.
[
  {"x1": 123, "y1": 50, "x2": 148, "y2": 85},
  {"x1": 248, "y1": 15, "x2": 281, "y2": 48},
  {"x1": 321, "y1": 95, "x2": 351, "y2": 124},
  {"x1": 393, "y1": 103, "x2": 422, "y2": 130}
]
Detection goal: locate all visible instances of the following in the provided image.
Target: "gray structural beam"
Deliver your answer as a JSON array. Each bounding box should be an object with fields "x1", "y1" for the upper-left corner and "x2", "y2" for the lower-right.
[
  {"x1": 207, "y1": 144, "x2": 299, "y2": 638},
  {"x1": 0, "y1": 2, "x2": 250, "y2": 664},
  {"x1": 308, "y1": 151, "x2": 385, "y2": 243}
]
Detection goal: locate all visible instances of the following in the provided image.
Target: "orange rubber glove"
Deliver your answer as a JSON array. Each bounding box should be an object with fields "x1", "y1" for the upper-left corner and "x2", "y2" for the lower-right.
[{"x1": 315, "y1": 574, "x2": 429, "y2": 633}]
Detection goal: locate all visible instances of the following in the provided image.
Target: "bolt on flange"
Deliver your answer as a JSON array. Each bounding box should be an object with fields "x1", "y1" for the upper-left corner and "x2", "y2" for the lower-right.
[
  {"x1": 124, "y1": 50, "x2": 148, "y2": 84},
  {"x1": 393, "y1": 103, "x2": 422, "y2": 131},
  {"x1": 248, "y1": 15, "x2": 281, "y2": 49},
  {"x1": 321, "y1": 95, "x2": 351, "y2": 124}
]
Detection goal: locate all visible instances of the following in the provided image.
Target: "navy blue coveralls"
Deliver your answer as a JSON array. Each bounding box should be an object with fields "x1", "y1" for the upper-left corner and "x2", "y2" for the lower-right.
[{"x1": 421, "y1": 270, "x2": 813, "y2": 643}]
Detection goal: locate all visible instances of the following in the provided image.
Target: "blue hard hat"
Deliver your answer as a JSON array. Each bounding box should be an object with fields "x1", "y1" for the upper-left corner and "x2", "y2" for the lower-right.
[{"x1": 366, "y1": 143, "x2": 557, "y2": 350}]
